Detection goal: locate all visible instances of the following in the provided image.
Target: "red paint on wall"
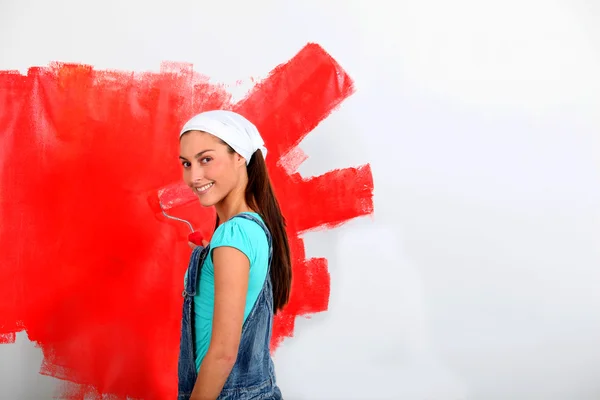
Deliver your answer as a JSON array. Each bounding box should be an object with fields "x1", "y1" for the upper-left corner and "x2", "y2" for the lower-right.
[{"x1": 0, "y1": 43, "x2": 374, "y2": 399}]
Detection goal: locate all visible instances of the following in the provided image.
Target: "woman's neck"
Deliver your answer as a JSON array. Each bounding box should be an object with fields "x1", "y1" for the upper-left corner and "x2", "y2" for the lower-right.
[{"x1": 215, "y1": 188, "x2": 252, "y2": 224}]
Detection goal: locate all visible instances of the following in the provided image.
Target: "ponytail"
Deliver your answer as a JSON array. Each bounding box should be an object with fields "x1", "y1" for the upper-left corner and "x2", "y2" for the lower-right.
[{"x1": 245, "y1": 150, "x2": 292, "y2": 313}]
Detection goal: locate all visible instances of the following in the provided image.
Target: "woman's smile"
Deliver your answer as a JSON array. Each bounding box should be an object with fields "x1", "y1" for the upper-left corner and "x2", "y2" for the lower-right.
[{"x1": 194, "y1": 182, "x2": 214, "y2": 195}]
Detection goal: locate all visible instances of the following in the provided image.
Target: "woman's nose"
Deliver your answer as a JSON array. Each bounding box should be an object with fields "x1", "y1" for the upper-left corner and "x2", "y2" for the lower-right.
[{"x1": 190, "y1": 166, "x2": 203, "y2": 182}]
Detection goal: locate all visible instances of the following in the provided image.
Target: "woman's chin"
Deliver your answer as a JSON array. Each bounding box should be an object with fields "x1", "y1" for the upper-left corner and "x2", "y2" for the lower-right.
[
  {"x1": 198, "y1": 194, "x2": 219, "y2": 208},
  {"x1": 198, "y1": 198, "x2": 214, "y2": 207}
]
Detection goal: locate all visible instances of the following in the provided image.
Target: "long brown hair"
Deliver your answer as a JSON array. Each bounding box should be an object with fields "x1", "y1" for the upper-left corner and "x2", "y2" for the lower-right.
[{"x1": 216, "y1": 145, "x2": 292, "y2": 313}]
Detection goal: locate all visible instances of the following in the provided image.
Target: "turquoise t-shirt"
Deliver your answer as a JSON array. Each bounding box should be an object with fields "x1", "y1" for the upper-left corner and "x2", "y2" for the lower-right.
[{"x1": 188, "y1": 212, "x2": 269, "y2": 371}]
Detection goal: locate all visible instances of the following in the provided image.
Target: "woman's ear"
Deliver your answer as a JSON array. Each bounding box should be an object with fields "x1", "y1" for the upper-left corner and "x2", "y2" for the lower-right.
[{"x1": 236, "y1": 153, "x2": 246, "y2": 166}]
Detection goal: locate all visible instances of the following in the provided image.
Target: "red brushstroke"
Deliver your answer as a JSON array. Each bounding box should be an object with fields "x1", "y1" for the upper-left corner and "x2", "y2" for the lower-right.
[{"x1": 0, "y1": 43, "x2": 374, "y2": 399}]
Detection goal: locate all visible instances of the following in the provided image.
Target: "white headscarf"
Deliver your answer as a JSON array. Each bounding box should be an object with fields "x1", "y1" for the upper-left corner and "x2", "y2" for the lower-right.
[{"x1": 179, "y1": 110, "x2": 267, "y2": 165}]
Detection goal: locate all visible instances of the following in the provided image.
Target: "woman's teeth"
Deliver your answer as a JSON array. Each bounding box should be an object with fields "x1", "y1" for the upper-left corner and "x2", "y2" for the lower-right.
[{"x1": 196, "y1": 182, "x2": 214, "y2": 193}]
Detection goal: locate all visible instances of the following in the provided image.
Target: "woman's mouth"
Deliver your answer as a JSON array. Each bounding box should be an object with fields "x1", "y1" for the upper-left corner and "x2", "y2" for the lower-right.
[{"x1": 195, "y1": 182, "x2": 214, "y2": 194}]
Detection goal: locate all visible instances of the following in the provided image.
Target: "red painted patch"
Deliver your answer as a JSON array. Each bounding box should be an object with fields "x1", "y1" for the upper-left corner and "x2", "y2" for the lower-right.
[
  {"x1": 0, "y1": 43, "x2": 374, "y2": 399},
  {"x1": 0, "y1": 333, "x2": 16, "y2": 344}
]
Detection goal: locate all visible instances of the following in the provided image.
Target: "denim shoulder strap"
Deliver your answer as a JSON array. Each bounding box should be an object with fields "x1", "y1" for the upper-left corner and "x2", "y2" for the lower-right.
[{"x1": 183, "y1": 244, "x2": 207, "y2": 297}]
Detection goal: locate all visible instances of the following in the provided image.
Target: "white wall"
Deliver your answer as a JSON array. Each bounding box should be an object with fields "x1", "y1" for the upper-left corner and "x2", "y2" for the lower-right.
[{"x1": 2, "y1": 0, "x2": 600, "y2": 399}]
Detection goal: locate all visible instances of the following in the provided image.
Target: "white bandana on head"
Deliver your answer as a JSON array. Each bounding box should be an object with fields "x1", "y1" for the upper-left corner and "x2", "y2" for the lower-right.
[{"x1": 179, "y1": 110, "x2": 267, "y2": 165}]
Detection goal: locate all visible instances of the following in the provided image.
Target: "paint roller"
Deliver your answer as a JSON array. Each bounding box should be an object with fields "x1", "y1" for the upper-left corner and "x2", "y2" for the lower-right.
[{"x1": 147, "y1": 182, "x2": 205, "y2": 246}]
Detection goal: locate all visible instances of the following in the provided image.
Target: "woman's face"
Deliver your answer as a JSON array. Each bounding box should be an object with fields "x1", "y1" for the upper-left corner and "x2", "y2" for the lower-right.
[{"x1": 179, "y1": 130, "x2": 246, "y2": 207}]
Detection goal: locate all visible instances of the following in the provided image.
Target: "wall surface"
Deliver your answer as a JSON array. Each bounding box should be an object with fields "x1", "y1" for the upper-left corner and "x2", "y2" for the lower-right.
[{"x1": 1, "y1": 0, "x2": 600, "y2": 399}]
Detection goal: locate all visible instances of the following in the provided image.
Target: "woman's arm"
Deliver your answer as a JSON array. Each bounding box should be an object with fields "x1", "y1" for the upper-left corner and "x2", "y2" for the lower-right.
[{"x1": 190, "y1": 246, "x2": 249, "y2": 400}]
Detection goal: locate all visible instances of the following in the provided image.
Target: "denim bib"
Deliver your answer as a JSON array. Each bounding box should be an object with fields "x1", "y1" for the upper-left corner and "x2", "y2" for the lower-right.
[{"x1": 177, "y1": 213, "x2": 282, "y2": 399}]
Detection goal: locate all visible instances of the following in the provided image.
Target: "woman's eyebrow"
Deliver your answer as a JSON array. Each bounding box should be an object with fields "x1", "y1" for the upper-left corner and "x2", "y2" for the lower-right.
[{"x1": 179, "y1": 149, "x2": 214, "y2": 160}]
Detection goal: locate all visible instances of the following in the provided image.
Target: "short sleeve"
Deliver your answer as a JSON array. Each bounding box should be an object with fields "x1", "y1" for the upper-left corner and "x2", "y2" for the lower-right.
[{"x1": 209, "y1": 218, "x2": 257, "y2": 264}]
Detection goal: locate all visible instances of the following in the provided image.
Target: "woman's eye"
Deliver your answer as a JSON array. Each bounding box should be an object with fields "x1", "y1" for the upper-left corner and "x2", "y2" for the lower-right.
[
  {"x1": 200, "y1": 157, "x2": 212, "y2": 164},
  {"x1": 182, "y1": 161, "x2": 191, "y2": 168}
]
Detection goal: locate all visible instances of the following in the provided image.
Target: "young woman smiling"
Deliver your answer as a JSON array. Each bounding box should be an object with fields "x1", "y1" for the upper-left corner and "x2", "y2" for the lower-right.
[{"x1": 176, "y1": 110, "x2": 291, "y2": 400}]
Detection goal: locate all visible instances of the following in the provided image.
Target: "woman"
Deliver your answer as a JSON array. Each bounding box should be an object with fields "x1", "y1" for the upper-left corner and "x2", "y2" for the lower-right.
[{"x1": 176, "y1": 110, "x2": 291, "y2": 400}]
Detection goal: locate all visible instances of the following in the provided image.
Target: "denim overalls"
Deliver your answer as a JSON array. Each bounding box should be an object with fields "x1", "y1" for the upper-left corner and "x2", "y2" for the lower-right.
[{"x1": 177, "y1": 213, "x2": 283, "y2": 399}]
